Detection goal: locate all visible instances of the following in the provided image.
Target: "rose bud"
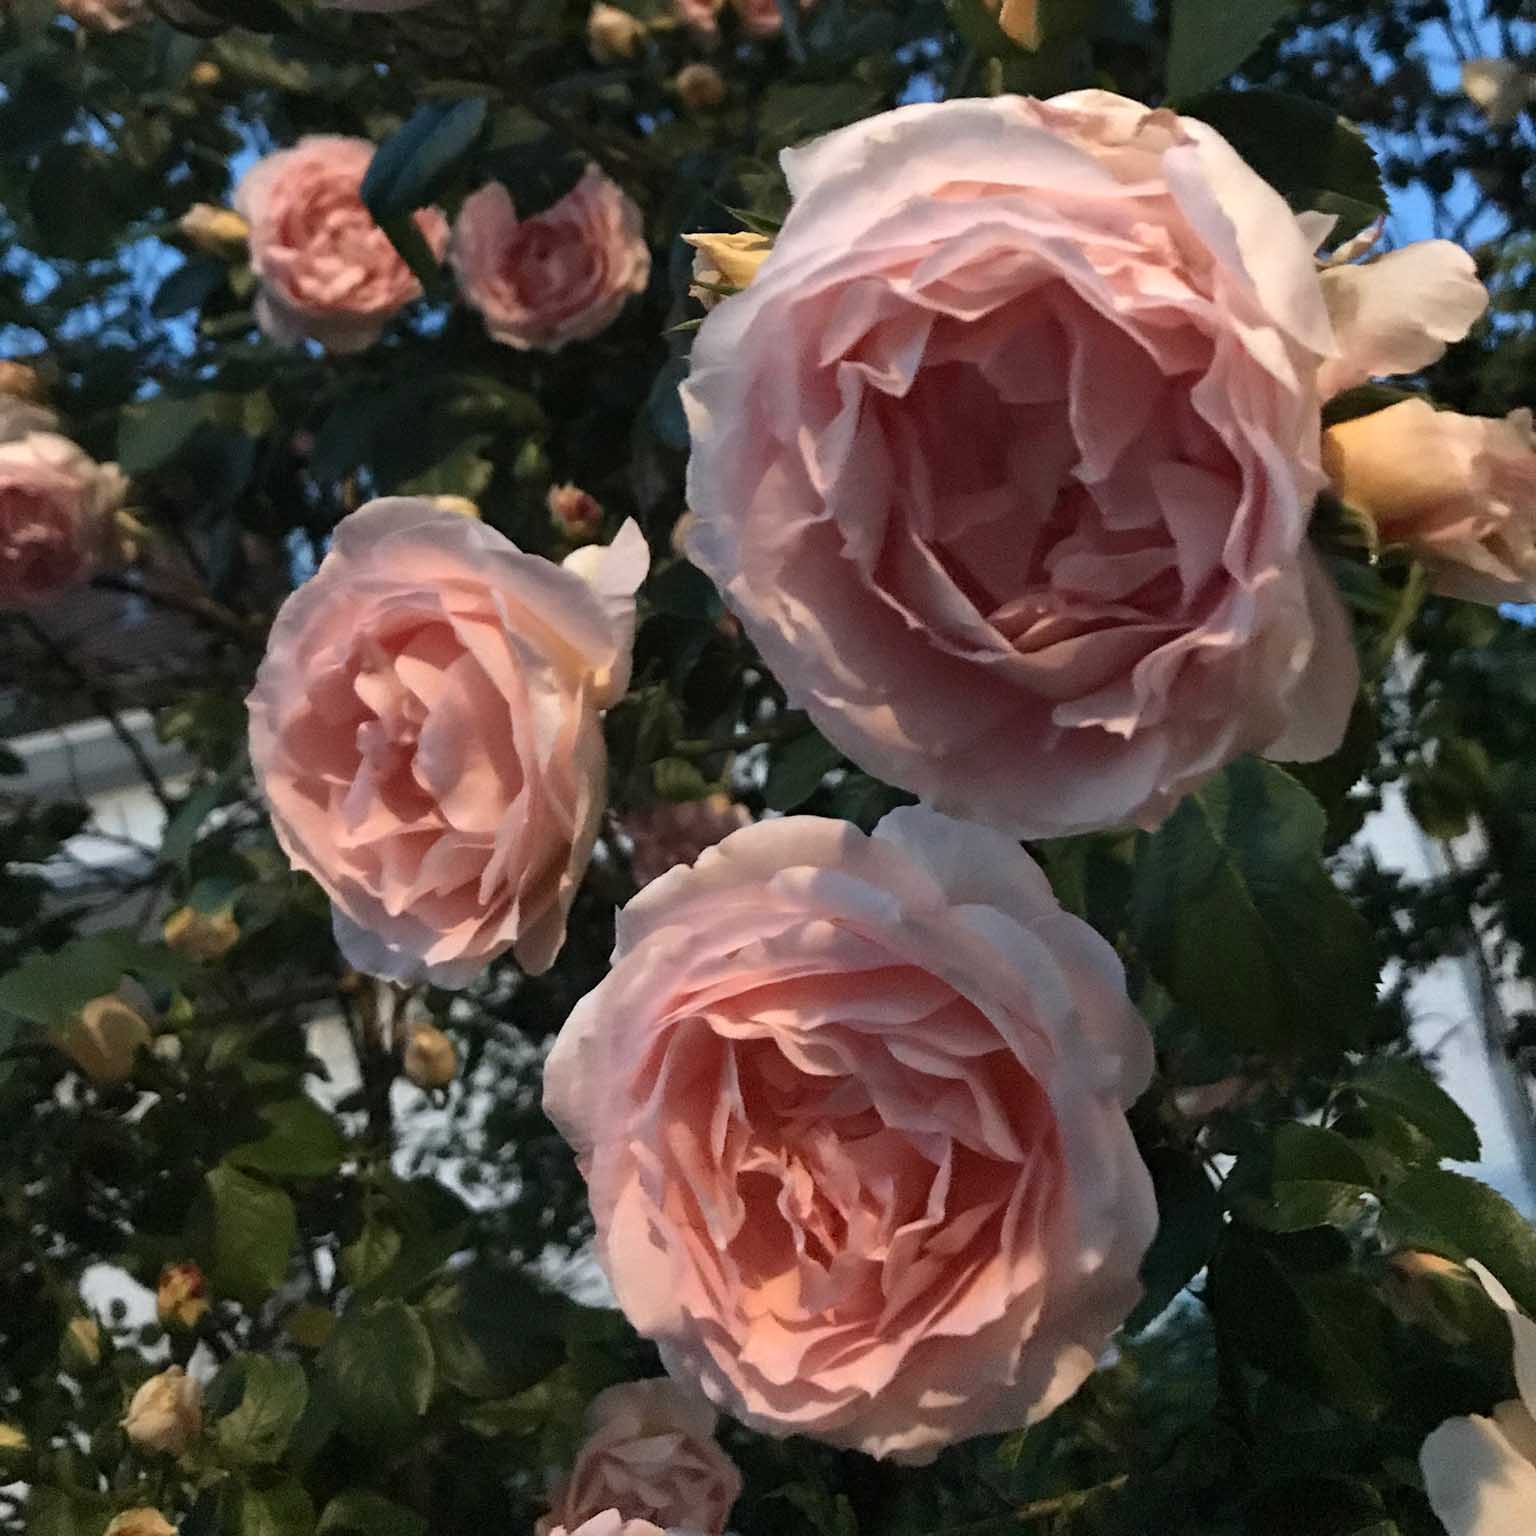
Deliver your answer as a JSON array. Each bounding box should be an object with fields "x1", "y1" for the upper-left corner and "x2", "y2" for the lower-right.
[
  {"x1": 0, "y1": 361, "x2": 48, "y2": 406},
  {"x1": 62, "y1": 1316, "x2": 102, "y2": 1373},
  {"x1": 587, "y1": 2, "x2": 646, "y2": 61},
  {"x1": 63, "y1": 995, "x2": 152, "y2": 1086},
  {"x1": 403, "y1": 1023, "x2": 458, "y2": 1089},
  {"x1": 177, "y1": 203, "x2": 250, "y2": 260},
  {"x1": 105, "y1": 1511, "x2": 177, "y2": 1536},
  {"x1": 156, "y1": 1263, "x2": 210, "y2": 1332},
  {"x1": 123, "y1": 1366, "x2": 203, "y2": 1456},
  {"x1": 548, "y1": 483, "x2": 604, "y2": 543},
  {"x1": 162, "y1": 906, "x2": 239, "y2": 962},
  {"x1": 673, "y1": 62, "x2": 727, "y2": 111},
  {"x1": 427, "y1": 495, "x2": 482, "y2": 520},
  {"x1": 682, "y1": 231, "x2": 770, "y2": 309}
]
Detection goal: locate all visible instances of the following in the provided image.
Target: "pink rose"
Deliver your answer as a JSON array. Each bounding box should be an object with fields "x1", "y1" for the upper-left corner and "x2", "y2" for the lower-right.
[
  {"x1": 539, "y1": 1380, "x2": 742, "y2": 1536},
  {"x1": 233, "y1": 137, "x2": 449, "y2": 354},
  {"x1": 682, "y1": 93, "x2": 1486, "y2": 839},
  {"x1": 673, "y1": 0, "x2": 722, "y2": 38},
  {"x1": 1324, "y1": 399, "x2": 1536, "y2": 604},
  {"x1": 0, "y1": 400, "x2": 126, "y2": 610},
  {"x1": 622, "y1": 794, "x2": 751, "y2": 887},
  {"x1": 544, "y1": 807, "x2": 1157, "y2": 1462},
  {"x1": 451, "y1": 169, "x2": 651, "y2": 352},
  {"x1": 247, "y1": 499, "x2": 648, "y2": 986}
]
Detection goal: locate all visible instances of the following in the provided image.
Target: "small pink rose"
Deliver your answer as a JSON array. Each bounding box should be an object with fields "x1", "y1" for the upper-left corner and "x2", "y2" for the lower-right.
[
  {"x1": 545, "y1": 807, "x2": 1157, "y2": 1462},
  {"x1": 451, "y1": 169, "x2": 651, "y2": 352},
  {"x1": 673, "y1": 0, "x2": 723, "y2": 38},
  {"x1": 547, "y1": 1515, "x2": 695, "y2": 1536},
  {"x1": 233, "y1": 137, "x2": 449, "y2": 354},
  {"x1": 539, "y1": 1380, "x2": 741, "y2": 1536},
  {"x1": 683, "y1": 91, "x2": 1364, "y2": 839},
  {"x1": 0, "y1": 400, "x2": 126, "y2": 610},
  {"x1": 728, "y1": 0, "x2": 813, "y2": 38},
  {"x1": 1325, "y1": 399, "x2": 1536, "y2": 604},
  {"x1": 248, "y1": 499, "x2": 649, "y2": 986}
]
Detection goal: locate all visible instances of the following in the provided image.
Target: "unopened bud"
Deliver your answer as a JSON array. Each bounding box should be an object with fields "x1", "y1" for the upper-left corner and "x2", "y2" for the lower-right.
[
  {"x1": 156, "y1": 1263, "x2": 210, "y2": 1332},
  {"x1": 684, "y1": 230, "x2": 771, "y2": 309},
  {"x1": 63, "y1": 995, "x2": 152, "y2": 1086},
  {"x1": 0, "y1": 361, "x2": 48, "y2": 406},
  {"x1": 547, "y1": 483, "x2": 603, "y2": 543},
  {"x1": 189, "y1": 60, "x2": 222, "y2": 88},
  {"x1": 123, "y1": 1366, "x2": 202, "y2": 1457},
  {"x1": 403, "y1": 1024, "x2": 457, "y2": 1090},
  {"x1": 427, "y1": 496, "x2": 481, "y2": 520},
  {"x1": 162, "y1": 905, "x2": 239, "y2": 962},
  {"x1": 62, "y1": 1316, "x2": 102, "y2": 1373},
  {"x1": 177, "y1": 203, "x2": 250, "y2": 260},
  {"x1": 106, "y1": 1511, "x2": 176, "y2": 1536},
  {"x1": 674, "y1": 62, "x2": 727, "y2": 110},
  {"x1": 587, "y1": 1, "x2": 646, "y2": 61}
]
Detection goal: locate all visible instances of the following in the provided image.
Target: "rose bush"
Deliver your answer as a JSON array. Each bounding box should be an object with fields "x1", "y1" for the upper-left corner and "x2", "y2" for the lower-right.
[{"x1": 545, "y1": 807, "x2": 1156, "y2": 1461}]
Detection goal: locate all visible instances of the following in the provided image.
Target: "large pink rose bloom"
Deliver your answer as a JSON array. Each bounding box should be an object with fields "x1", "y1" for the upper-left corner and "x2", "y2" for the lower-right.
[
  {"x1": 0, "y1": 400, "x2": 127, "y2": 610},
  {"x1": 538, "y1": 1380, "x2": 741, "y2": 1536},
  {"x1": 683, "y1": 93, "x2": 1410, "y2": 838},
  {"x1": 544, "y1": 807, "x2": 1157, "y2": 1462},
  {"x1": 451, "y1": 168, "x2": 651, "y2": 352},
  {"x1": 233, "y1": 137, "x2": 449, "y2": 354},
  {"x1": 248, "y1": 499, "x2": 648, "y2": 986}
]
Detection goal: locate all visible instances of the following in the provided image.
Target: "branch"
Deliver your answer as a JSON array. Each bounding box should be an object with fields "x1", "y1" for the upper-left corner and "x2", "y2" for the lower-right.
[
  {"x1": 16, "y1": 612, "x2": 173, "y2": 814},
  {"x1": 90, "y1": 573, "x2": 258, "y2": 646}
]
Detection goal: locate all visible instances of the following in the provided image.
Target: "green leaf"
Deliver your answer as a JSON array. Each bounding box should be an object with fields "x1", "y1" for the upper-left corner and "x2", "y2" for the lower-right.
[
  {"x1": 648, "y1": 560, "x2": 722, "y2": 621},
  {"x1": 1179, "y1": 90, "x2": 1385, "y2": 236},
  {"x1": 318, "y1": 1492, "x2": 426, "y2": 1536},
  {"x1": 205, "y1": 1164, "x2": 298, "y2": 1306},
  {"x1": 1379, "y1": 1169, "x2": 1536, "y2": 1316},
  {"x1": 325, "y1": 1301, "x2": 436, "y2": 1444},
  {"x1": 757, "y1": 81, "x2": 886, "y2": 149},
  {"x1": 118, "y1": 392, "x2": 275, "y2": 478},
  {"x1": 25, "y1": 1489, "x2": 110, "y2": 1536},
  {"x1": 421, "y1": 1266, "x2": 567, "y2": 1401},
  {"x1": 1270, "y1": 1123, "x2": 1374, "y2": 1186},
  {"x1": 1131, "y1": 760, "x2": 1378, "y2": 1056},
  {"x1": 236, "y1": 1480, "x2": 316, "y2": 1536},
  {"x1": 1352, "y1": 1059, "x2": 1480, "y2": 1165},
  {"x1": 214, "y1": 1356, "x2": 310, "y2": 1466},
  {"x1": 227, "y1": 1096, "x2": 348, "y2": 1180},
  {"x1": 652, "y1": 757, "x2": 714, "y2": 802},
  {"x1": 0, "y1": 932, "x2": 192, "y2": 1030},
  {"x1": 1249, "y1": 1180, "x2": 1376, "y2": 1234},
  {"x1": 1167, "y1": 0, "x2": 1299, "y2": 96},
  {"x1": 1129, "y1": 1145, "x2": 1224, "y2": 1329},
  {"x1": 765, "y1": 729, "x2": 844, "y2": 812},
  {"x1": 1209, "y1": 1229, "x2": 1391, "y2": 1417},
  {"x1": 363, "y1": 98, "x2": 487, "y2": 222},
  {"x1": 339, "y1": 1221, "x2": 403, "y2": 1292}
]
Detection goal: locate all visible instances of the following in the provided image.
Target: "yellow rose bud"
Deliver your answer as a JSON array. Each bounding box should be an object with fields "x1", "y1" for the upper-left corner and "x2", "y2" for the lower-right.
[
  {"x1": 162, "y1": 905, "x2": 239, "y2": 962},
  {"x1": 189, "y1": 60, "x2": 222, "y2": 88},
  {"x1": 587, "y1": 2, "x2": 646, "y2": 62},
  {"x1": 177, "y1": 203, "x2": 250, "y2": 259},
  {"x1": 683, "y1": 231, "x2": 772, "y2": 309},
  {"x1": 123, "y1": 1366, "x2": 202, "y2": 1457},
  {"x1": 0, "y1": 1423, "x2": 28, "y2": 1455},
  {"x1": 427, "y1": 496, "x2": 482, "y2": 520},
  {"x1": 983, "y1": 0, "x2": 1042, "y2": 48},
  {"x1": 674, "y1": 62, "x2": 727, "y2": 111},
  {"x1": 63, "y1": 1316, "x2": 102, "y2": 1373},
  {"x1": 63, "y1": 995, "x2": 152, "y2": 1086},
  {"x1": 403, "y1": 1024, "x2": 458, "y2": 1090},
  {"x1": 0, "y1": 361, "x2": 48, "y2": 406},
  {"x1": 156, "y1": 1263, "x2": 210, "y2": 1332},
  {"x1": 105, "y1": 1509, "x2": 177, "y2": 1536}
]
